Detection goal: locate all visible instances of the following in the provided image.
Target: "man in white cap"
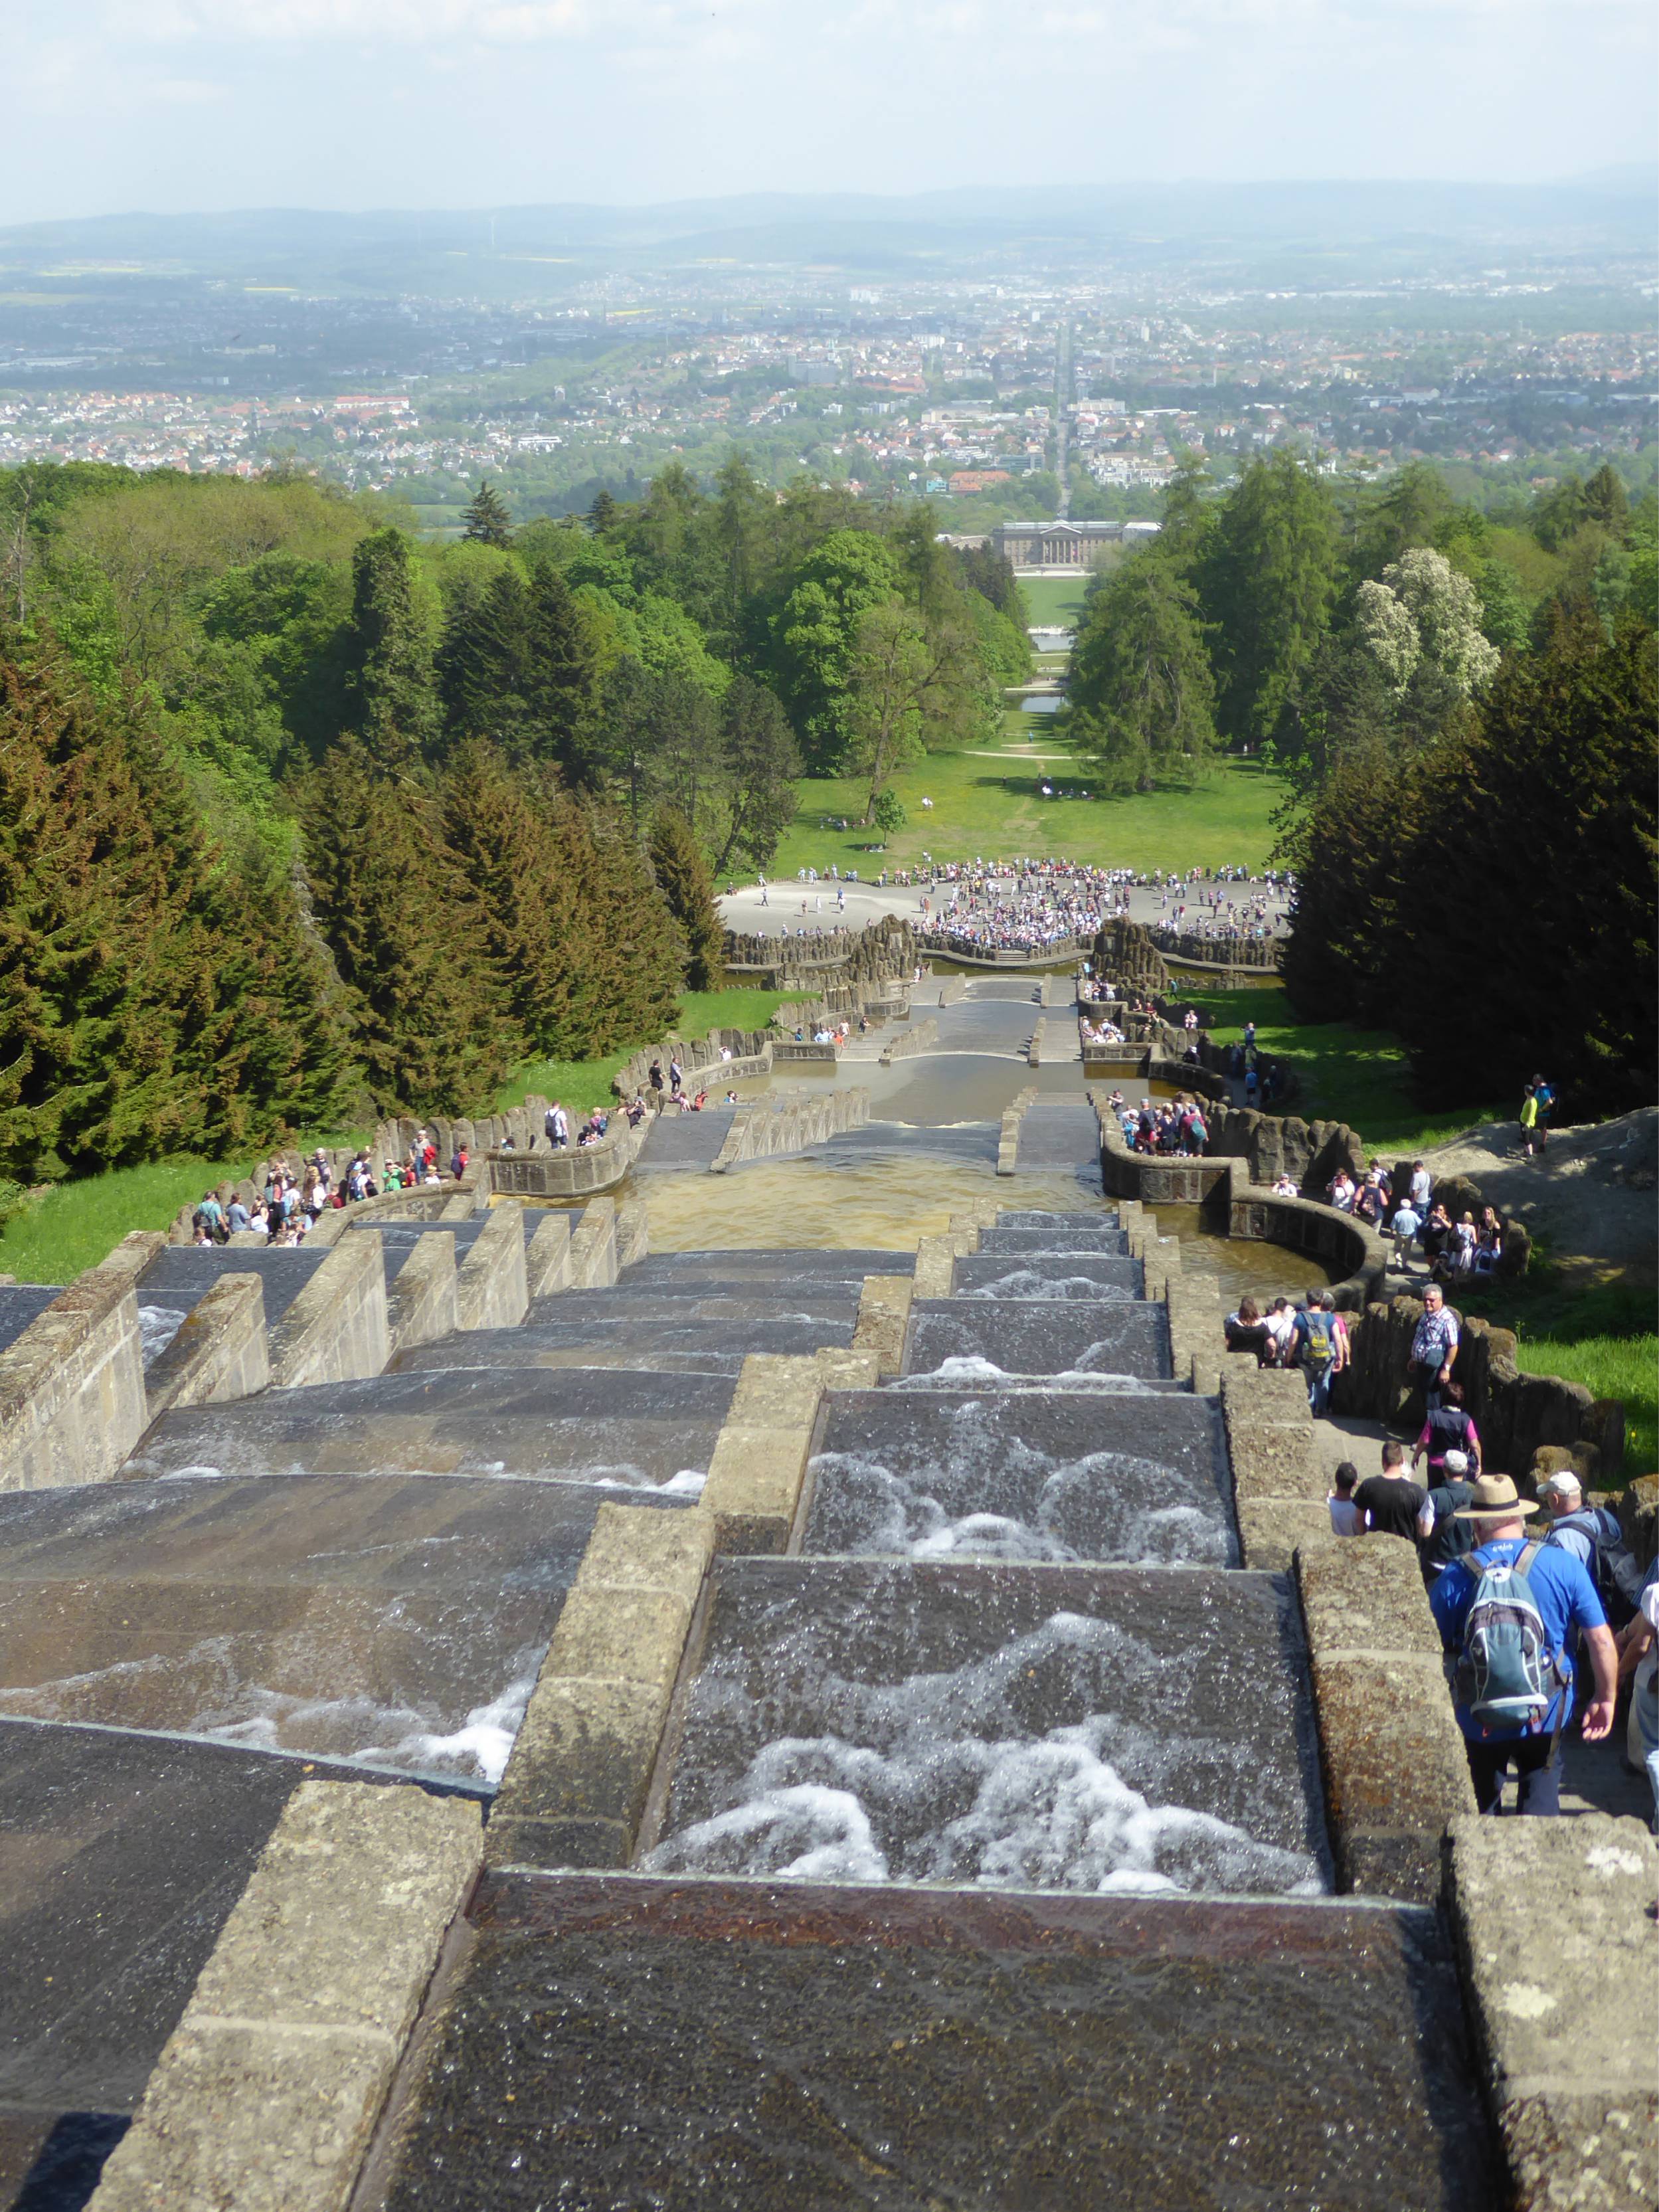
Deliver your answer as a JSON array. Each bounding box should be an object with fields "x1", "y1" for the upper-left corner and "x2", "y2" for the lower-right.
[
  {"x1": 1430, "y1": 1473, "x2": 1616, "y2": 1815},
  {"x1": 1539, "y1": 1470, "x2": 1646, "y2": 1627},
  {"x1": 1421, "y1": 1447, "x2": 1480, "y2": 1580}
]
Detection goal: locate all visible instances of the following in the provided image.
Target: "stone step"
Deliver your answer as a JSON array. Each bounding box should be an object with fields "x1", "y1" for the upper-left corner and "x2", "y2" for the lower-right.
[
  {"x1": 952, "y1": 1252, "x2": 1142, "y2": 1300},
  {"x1": 977, "y1": 1226, "x2": 1131, "y2": 1255},
  {"x1": 124, "y1": 1365, "x2": 735, "y2": 1484},
  {"x1": 804, "y1": 1386, "x2": 1231, "y2": 1564},
  {"x1": 373, "y1": 1875, "x2": 1492, "y2": 2212},
  {"x1": 905, "y1": 1297, "x2": 1170, "y2": 1379},
  {"x1": 996, "y1": 1210, "x2": 1120, "y2": 1231},
  {"x1": 624, "y1": 1249, "x2": 913, "y2": 1288},
  {"x1": 0, "y1": 1474, "x2": 680, "y2": 1778},
  {"x1": 395, "y1": 1316, "x2": 853, "y2": 1376},
  {"x1": 527, "y1": 1289, "x2": 862, "y2": 1329}
]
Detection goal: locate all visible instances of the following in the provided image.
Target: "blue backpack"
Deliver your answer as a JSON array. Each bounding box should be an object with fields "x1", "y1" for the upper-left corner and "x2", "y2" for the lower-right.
[{"x1": 1454, "y1": 1541, "x2": 1571, "y2": 1736}]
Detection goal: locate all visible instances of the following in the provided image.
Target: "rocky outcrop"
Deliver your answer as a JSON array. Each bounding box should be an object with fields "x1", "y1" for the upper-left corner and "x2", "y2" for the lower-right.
[{"x1": 1088, "y1": 915, "x2": 1170, "y2": 999}]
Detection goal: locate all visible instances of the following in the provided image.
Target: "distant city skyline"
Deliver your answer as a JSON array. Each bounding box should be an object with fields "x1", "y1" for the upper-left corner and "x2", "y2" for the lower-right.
[{"x1": 5, "y1": 0, "x2": 1656, "y2": 226}]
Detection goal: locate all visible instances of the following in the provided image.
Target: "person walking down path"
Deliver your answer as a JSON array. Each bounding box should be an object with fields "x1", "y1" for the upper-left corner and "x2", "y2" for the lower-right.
[
  {"x1": 1353, "y1": 1441, "x2": 1431, "y2": 1546},
  {"x1": 1408, "y1": 1285, "x2": 1459, "y2": 1410},
  {"x1": 1430, "y1": 1474, "x2": 1616, "y2": 1818}
]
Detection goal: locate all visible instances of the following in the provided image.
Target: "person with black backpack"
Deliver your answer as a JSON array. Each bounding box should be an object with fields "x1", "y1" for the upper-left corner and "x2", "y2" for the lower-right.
[
  {"x1": 1430, "y1": 1473, "x2": 1617, "y2": 1816},
  {"x1": 1539, "y1": 1471, "x2": 1646, "y2": 1631}
]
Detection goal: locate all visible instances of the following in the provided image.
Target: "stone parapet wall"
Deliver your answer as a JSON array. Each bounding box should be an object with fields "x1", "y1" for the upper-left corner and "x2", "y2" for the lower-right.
[
  {"x1": 267, "y1": 1231, "x2": 390, "y2": 1392},
  {"x1": 385, "y1": 1233, "x2": 458, "y2": 1357},
  {"x1": 454, "y1": 1204, "x2": 529, "y2": 1332},
  {"x1": 879, "y1": 1016, "x2": 938, "y2": 1064},
  {"x1": 721, "y1": 915, "x2": 920, "y2": 992},
  {"x1": 711, "y1": 1086, "x2": 869, "y2": 1173},
  {"x1": 143, "y1": 1273, "x2": 270, "y2": 1424},
  {"x1": 1151, "y1": 927, "x2": 1281, "y2": 973},
  {"x1": 0, "y1": 1230, "x2": 155, "y2": 1493},
  {"x1": 86, "y1": 1780, "x2": 483, "y2": 2212},
  {"x1": 1446, "y1": 1813, "x2": 1657, "y2": 2211},
  {"x1": 1295, "y1": 1538, "x2": 1477, "y2": 1903}
]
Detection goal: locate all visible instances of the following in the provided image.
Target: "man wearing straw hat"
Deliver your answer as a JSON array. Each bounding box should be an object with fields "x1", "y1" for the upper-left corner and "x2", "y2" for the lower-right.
[{"x1": 1429, "y1": 1473, "x2": 1617, "y2": 1817}]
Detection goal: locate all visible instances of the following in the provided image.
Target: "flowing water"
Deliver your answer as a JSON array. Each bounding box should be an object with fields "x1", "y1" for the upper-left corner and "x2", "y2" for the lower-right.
[{"x1": 648, "y1": 1560, "x2": 1328, "y2": 1899}]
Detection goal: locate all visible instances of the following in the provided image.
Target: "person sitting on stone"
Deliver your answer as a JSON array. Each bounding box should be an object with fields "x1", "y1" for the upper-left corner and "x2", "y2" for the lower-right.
[
  {"x1": 1328, "y1": 1168, "x2": 1357, "y2": 1214},
  {"x1": 1418, "y1": 1200, "x2": 1454, "y2": 1267},
  {"x1": 1272, "y1": 1172, "x2": 1299, "y2": 1196}
]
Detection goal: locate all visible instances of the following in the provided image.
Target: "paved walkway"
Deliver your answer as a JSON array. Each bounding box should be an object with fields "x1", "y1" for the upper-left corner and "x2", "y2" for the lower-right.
[
  {"x1": 719, "y1": 872, "x2": 1290, "y2": 948},
  {"x1": 1306, "y1": 1404, "x2": 1651, "y2": 1825}
]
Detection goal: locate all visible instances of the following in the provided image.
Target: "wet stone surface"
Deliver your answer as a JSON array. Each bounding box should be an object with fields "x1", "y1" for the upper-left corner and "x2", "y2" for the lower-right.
[
  {"x1": 377, "y1": 1874, "x2": 1496, "y2": 2212},
  {"x1": 804, "y1": 1389, "x2": 1232, "y2": 1566},
  {"x1": 953, "y1": 1252, "x2": 1142, "y2": 1301},
  {"x1": 396, "y1": 1317, "x2": 855, "y2": 1376},
  {"x1": 124, "y1": 1365, "x2": 736, "y2": 1483},
  {"x1": 0, "y1": 1475, "x2": 681, "y2": 1783},
  {"x1": 646, "y1": 1560, "x2": 1328, "y2": 1897},
  {"x1": 977, "y1": 1226, "x2": 1131, "y2": 1255},
  {"x1": 0, "y1": 1720, "x2": 464, "y2": 2117},
  {"x1": 907, "y1": 1297, "x2": 1169, "y2": 1380}
]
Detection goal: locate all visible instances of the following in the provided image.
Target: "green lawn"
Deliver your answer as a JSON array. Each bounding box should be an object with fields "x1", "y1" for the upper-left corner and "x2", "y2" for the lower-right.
[
  {"x1": 1189, "y1": 985, "x2": 1505, "y2": 1155},
  {"x1": 770, "y1": 755, "x2": 1285, "y2": 881},
  {"x1": 1017, "y1": 575, "x2": 1092, "y2": 628},
  {"x1": 1451, "y1": 1268, "x2": 1658, "y2": 1473},
  {"x1": 0, "y1": 991, "x2": 808, "y2": 1286}
]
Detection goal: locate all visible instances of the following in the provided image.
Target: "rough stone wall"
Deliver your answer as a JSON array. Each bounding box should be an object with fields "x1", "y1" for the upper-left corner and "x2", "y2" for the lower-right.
[
  {"x1": 0, "y1": 1232, "x2": 154, "y2": 1492},
  {"x1": 385, "y1": 1234, "x2": 458, "y2": 1356},
  {"x1": 143, "y1": 1273, "x2": 270, "y2": 1422},
  {"x1": 267, "y1": 1232, "x2": 390, "y2": 1391},
  {"x1": 1334, "y1": 1293, "x2": 1628, "y2": 1482},
  {"x1": 1088, "y1": 915, "x2": 1170, "y2": 998},
  {"x1": 1152, "y1": 928, "x2": 1280, "y2": 972},
  {"x1": 454, "y1": 1205, "x2": 529, "y2": 1332},
  {"x1": 879, "y1": 1016, "x2": 938, "y2": 1063}
]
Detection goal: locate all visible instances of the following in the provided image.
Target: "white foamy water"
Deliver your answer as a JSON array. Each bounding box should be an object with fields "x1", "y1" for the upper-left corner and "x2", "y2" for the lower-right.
[
  {"x1": 962, "y1": 1270, "x2": 1132, "y2": 1303},
  {"x1": 648, "y1": 1610, "x2": 1324, "y2": 1897},
  {"x1": 808, "y1": 1433, "x2": 1229, "y2": 1567},
  {"x1": 896, "y1": 1356, "x2": 1156, "y2": 1394},
  {"x1": 137, "y1": 1304, "x2": 186, "y2": 1366}
]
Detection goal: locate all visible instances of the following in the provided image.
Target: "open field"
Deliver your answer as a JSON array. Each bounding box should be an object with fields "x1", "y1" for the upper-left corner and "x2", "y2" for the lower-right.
[
  {"x1": 0, "y1": 990, "x2": 807, "y2": 1285},
  {"x1": 768, "y1": 755, "x2": 1286, "y2": 881},
  {"x1": 1017, "y1": 574, "x2": 1092, "y2": 628},
  {"x1": 1452, "y1": 1267, "x2": 1658, "y2": 1472}
]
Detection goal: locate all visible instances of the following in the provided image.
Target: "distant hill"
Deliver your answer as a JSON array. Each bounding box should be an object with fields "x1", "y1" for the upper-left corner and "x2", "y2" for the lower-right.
[{"x1": 0, "y1": 181, "x2": 1652, "y2": 299}]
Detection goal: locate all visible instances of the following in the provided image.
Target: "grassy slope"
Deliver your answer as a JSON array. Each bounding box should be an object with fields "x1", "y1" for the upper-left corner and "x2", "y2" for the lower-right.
[
  {"x1": 770, "y1": 755, "x2": 1284, "y2": 881},
  {"x1": 1017, "y1": 575, "x2": 1092, "y2": 628},
  {"x1": 1451, "y1": 1269, "x2": 1658, "y2": 1472},
  {"x1": 1187, "y1": 984, "x2": 1506, "y2": 1155},
  {"x1": 0, "y1": 989, "x2": 808, "y2": 1285}
]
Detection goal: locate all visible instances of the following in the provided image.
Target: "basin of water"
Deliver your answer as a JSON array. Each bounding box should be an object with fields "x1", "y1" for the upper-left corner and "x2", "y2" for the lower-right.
[
  {"x1": 648, "y1": 1560, "x2": 1328, "y2": 1898},
  {"x1": 375, "y1": 1872, "x2": 1497, "y2": 2212},
  {"x1": 626, "y1": 1156, "x2": 1103, "y2": 1252},
  {"x1": 802, "y1": 1389, "x2": 1232, "y2": 1566}
]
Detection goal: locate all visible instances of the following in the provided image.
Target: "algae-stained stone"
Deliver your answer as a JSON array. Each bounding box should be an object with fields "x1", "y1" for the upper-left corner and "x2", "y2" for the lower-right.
[
  {"x1": 377, "y1": 1875, "x2": 1498, "y2": 2211},
  {"x1": 1297, "y1": 1534, "x2": 1444, "y2": 1659},
  {"x1": 1308, "y1": 1653, "x2": 1476, "y2": 1900}
]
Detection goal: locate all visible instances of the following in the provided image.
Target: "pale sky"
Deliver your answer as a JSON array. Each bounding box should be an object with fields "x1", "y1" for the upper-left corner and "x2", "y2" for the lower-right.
[{"x1": 5, "y1": 0, "x2": 1656, "y2": 224}]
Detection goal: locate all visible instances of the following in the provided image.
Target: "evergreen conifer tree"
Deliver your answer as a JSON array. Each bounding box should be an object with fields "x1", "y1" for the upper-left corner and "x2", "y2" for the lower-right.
[
  {"x1": 521, "y1": 562, "x2": 602, "y2": 776},
  {"x1": 461, "y1": 479, "x2": 514, "y2": 549},
  {"x1": 648, "y1": 808, "x2": 725, "y2": 991},
  {"x1": 342, "y1": 528, "x2": 440, "y2": 765},
  {"x1": 438, "y1": 568, "x2": 531, "y2": 743},
  {"x1": 555, "y1": 798, "x2": 682, "y2": 1051},
  {"x1": 302, "y1": 734, "x2": 513, "y2": 1109}
]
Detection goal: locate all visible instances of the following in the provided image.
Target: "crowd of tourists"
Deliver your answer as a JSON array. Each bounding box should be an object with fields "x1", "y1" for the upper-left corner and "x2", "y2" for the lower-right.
[
  {"x1": 1103, "y1": 1087, "x2": 1213, "y2": 1158},
  {"x1": 1224, "y1": 1272, "x2": 1658, "y2": 1828},
  {"x1": 189, "y1": 1130, "x2": 466, "y2": 1244}
]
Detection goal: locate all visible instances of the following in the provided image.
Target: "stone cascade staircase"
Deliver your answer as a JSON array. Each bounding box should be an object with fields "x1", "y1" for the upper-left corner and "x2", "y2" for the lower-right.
[
  {"x1": 7, "y1": 1185, "x2": 1648, "y2": 2212},
  {"x1": 346, "y1": 1203, "x2": 1501, "y2": 2212}
]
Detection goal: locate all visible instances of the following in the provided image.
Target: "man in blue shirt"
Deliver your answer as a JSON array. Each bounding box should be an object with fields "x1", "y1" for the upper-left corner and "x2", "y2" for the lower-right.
[{"x1": 1431, "y1": 1473, "x2": 1616, "y2": 1817}]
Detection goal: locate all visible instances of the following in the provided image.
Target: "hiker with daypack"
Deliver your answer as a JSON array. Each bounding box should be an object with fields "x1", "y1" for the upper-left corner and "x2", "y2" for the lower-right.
[
  {"x1": 1420, "y1": 1449, "x2": 1479, "y2": 1580},
  {"x1": 1291, "y1": 1292, "x2": 1340, "y2": 1416},
  {"x1": 1429, "y1": 1473, "x2": 1616, "y2": 1816},
  {"x1": 1539, "y1": 1472, "x2": 1646, "y2": 1631}
]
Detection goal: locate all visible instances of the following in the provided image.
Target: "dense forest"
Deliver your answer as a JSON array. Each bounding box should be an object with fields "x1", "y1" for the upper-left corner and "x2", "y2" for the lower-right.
[
  {"x1": 1064, "y1": 453, "x2": 1657, "y2": 1113},
  {"x1": 0, "y1": 458, "x2": 1027, "y2": 1185}
]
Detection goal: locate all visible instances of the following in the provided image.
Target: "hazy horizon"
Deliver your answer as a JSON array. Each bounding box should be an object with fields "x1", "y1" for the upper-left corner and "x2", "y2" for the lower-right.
[{"x1": 7, "y1": 1, "x2": 1656, "y2": 227}]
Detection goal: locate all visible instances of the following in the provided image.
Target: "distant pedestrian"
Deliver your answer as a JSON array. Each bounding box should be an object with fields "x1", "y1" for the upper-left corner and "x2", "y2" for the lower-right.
[{"x1": 1328, "y1": 1461, "x2": 1363, "y2": 1536}]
